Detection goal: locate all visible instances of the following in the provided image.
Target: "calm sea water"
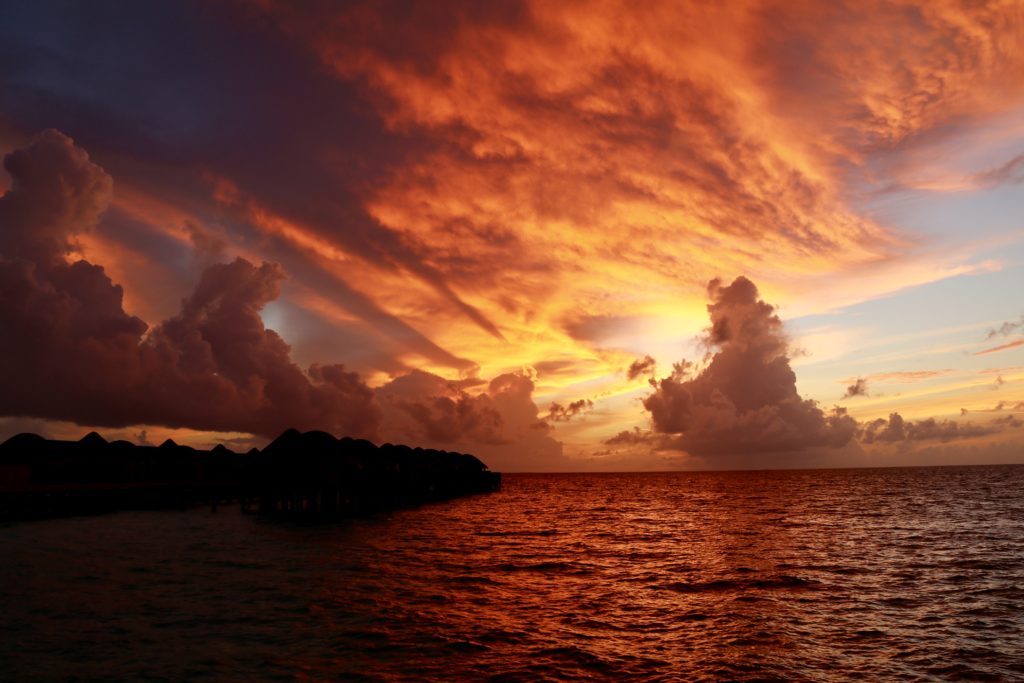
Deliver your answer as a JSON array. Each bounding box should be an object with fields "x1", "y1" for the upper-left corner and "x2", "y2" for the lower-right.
[{"x1": 1, "y1": 466, "x2": 1023, "y2": 681}]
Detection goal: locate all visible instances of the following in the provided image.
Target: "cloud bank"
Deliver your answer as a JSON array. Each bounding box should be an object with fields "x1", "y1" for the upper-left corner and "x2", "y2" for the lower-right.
[
  {"x1": 861, "y1": 412, "x2": 1020, "y2": 444},
  {"x1": 376, "y1": 369, "x2": 565, "y2": 471}
]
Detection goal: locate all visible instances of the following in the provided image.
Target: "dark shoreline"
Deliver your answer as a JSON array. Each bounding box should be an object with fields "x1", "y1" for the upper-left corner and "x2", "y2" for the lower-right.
[{"x1": 0, "y1": 429, "x2": 500, "y2": 522}]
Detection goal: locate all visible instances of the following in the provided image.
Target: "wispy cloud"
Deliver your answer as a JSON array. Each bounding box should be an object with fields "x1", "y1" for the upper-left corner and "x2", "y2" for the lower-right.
[{"x1": 975, "y1": 339, "x2": 1024, "y2": 356}]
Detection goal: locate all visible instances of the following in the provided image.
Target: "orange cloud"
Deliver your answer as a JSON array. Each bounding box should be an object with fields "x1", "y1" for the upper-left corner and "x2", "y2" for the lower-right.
[
  {"x1": 253, "y1": 0, "x2": 1022, "y2": 361},
  {"x1": 975, "y1": 339, "x2": 1024, "y2": 356}
]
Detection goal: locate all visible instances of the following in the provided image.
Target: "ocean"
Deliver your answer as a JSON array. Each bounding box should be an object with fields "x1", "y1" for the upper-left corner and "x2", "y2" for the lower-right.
[{"x1": 1, "y1": 466, "x2": 1022, "y2": 681}]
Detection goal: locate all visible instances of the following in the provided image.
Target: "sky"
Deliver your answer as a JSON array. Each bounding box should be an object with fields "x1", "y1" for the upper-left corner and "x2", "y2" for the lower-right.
[{"x1": 0, "y1": 0, "x2": 1021, "y2": 471}]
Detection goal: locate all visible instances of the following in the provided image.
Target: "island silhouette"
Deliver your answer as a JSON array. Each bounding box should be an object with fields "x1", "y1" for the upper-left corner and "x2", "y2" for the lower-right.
[{"x1": 0, "y1": 429, "x2": 500, "y2": 521}]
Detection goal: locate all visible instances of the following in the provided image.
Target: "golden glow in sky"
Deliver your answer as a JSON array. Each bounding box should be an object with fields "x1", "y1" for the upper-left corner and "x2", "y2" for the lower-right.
[{"x1": 0, "y1": 1, "x2": 1021, "y2": 470}]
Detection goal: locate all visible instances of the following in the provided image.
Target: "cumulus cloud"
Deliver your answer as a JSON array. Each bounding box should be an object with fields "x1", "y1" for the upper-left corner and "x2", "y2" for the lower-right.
[
  {"x1": 376, "y1": 369, "x2": 565, "y2": 471},
  {"x1": 642, "y1": 276, "x2": 856, "y2": 457},
  {"x1": 842, "y1": 378, "x2": 869, "y2": 399},
  {"x1": 627, "y1": 355, "x2": 657, "y2": 381},
  {"x1": 0, "y1": 130, "x2": 380, "y2": 439},
  {"x1": 0, "y1": 129, "x2": 113, "y2": 265},
  {"x1": 963, "y1": 401, "x2": 1024, "y2": 414},
  {"x1": 375, "y1": 369, "x2": 503, "y2": 444},
  {"x1": 860, "y1": 412, "x2": 1020, "y2": 444}
]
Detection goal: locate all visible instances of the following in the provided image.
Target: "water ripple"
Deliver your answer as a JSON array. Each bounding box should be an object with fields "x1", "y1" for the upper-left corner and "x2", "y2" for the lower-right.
[{"x1": 1, "y1": 465, "x2": 1023, "y2": 680}]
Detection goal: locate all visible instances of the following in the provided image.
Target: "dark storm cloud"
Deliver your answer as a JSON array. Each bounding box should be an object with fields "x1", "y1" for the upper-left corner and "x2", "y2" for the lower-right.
[
  {"x1": 0, "y1": 1, "x2": 504, "y2": 356},
  {"x1": 0, "y1": 130, "x2": 380, "y2": 438},
  {"x1": 642, "y1": 276, "x2": 856, "y2": 457},
  {"x1": 0, "y1": 128, "x2": 566, "y2": 459},
  {"x1": 627, "y1": 355, "x2": 657, "y2": 380},
  {"x1": 146, "y1": 257, "x2": 381, "y2": 437},
  {"x1": 0, "y1": 129, "x2": 112, "y2": 264},
  {"x1": 842, "y1": 378, "x2": 868, "y2": 399}
]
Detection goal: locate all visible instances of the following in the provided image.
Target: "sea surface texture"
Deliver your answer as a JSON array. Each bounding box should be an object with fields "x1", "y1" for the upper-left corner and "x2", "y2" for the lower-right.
[{"x1": 2, "y1": 466, "x2": 1023, "y2": 681}]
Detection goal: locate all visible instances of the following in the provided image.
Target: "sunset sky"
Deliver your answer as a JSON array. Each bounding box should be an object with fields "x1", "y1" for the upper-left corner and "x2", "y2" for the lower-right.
[{"x1": 0, "y1": 1, "x2": 1021, "y2": 471}]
